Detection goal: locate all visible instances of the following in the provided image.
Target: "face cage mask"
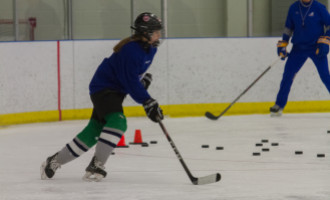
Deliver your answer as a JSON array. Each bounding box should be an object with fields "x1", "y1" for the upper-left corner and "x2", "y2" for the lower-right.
[{"x1": 146, "y1": 29, "x2": 165, "y2": 47}]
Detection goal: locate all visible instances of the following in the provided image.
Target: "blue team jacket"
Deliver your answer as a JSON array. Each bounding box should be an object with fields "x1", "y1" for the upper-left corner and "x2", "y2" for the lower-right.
[
  {"x1": 285, "y1": 0, "x2": 330, "y2": 49},
  {"x1": 89, "y1": 41, "x2": 157, "y2": 104}
]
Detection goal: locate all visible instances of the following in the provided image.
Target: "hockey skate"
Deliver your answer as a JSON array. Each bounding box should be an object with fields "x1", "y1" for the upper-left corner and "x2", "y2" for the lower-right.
[
  {"x1": 82, "y1": 156, "x2": 107, "y2": 182},
  {"x1": 40, "y1": 153, "x2": 61, "y2": 180},
  {"x1": 270, "y1": 104, "x2": 283, "y2": 117}
]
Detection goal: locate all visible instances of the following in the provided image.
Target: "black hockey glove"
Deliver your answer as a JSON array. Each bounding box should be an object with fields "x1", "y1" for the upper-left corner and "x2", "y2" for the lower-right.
[
  {"x1": 143, "y1": 98, "x2": 164, "y2": 123},
  {"x1": 141, "y1": 73, "x2": 152, "y2": 90}
]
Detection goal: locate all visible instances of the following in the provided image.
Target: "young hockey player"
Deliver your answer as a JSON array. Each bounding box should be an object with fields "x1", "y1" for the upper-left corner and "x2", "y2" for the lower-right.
[
  {"x1": 40, "y1": 12, "x2": 164, "y2": 181},
  {"x1": 271, "y1": 0, "x2": 330, "y2": 116}
]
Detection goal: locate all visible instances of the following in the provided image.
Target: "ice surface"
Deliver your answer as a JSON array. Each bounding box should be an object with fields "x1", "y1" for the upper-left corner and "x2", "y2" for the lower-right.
[{"x1": 0, "y1": 113, "x2": 330, "y2": 200}]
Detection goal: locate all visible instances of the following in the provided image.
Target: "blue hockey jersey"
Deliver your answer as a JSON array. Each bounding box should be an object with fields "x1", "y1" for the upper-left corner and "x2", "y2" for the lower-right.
[
  {"x1": 89, "y1": 41, "x2": 157, "y2": 104},
  {"x1": 284, "y1": 0, "x2": 330, "y2": 48}
]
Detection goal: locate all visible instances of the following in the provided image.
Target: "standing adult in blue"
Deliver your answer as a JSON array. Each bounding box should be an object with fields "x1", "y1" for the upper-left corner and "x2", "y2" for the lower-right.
[
  {"x1": 270, "y1": 0, "x2": 330, "y2": 116},
  {"x1": 40, "y1": 12, "x2": 164, "y2": 181}
]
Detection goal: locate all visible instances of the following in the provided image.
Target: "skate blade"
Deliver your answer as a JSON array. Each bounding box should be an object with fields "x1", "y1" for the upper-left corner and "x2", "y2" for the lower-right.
[
  {"x1": 82, "y1": 172, "x2": 104, "y2": 182},
  {"x1": 270, "y1": 112, "x2": 282, "y2": 117},
  {"x1": 40, "y1": 161, "x2": 48, "y2": 180}
]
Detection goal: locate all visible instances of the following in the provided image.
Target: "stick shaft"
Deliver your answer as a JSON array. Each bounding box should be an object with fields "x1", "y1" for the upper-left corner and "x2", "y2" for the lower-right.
[
  {"x1": 206, "y1": 58, "x2": 281, "y2": 120},
  {"x1": 158, "y1": 121, "x2": 196, "y2": 182},
  {"x1": 217, "y1": 66, "x2": 271, "y2": 118}
]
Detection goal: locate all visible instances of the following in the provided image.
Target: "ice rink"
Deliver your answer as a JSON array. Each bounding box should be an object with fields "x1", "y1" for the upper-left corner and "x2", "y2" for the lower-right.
[{"x1": 1, "y1": 113, "x2": 330, "y2": 200}]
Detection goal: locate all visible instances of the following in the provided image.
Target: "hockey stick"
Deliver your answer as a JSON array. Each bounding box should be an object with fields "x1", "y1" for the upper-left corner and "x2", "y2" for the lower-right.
[
  {"x1": 205, "y1": 58, "x2": 281, "y2": 120},
  {"x1": 158, "y1": 120, "x2": 221, "y2": 185}
]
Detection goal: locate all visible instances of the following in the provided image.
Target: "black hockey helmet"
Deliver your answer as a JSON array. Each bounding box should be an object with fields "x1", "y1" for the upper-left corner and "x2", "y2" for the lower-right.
[{"x1": 131, "y1": 12, "x2": 163, "y2": 40}]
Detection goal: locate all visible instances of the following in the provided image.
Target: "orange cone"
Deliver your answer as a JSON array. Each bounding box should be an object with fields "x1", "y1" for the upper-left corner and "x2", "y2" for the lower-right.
[
  {"x1": 130, "y1": 129, "x2": 144, "y2": 144},
  {"x1": 116, "y1": 135, "x2": 129, "y2": 148}
]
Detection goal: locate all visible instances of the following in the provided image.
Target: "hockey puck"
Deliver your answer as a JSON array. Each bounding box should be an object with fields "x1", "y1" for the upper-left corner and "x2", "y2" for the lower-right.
[
  {"x1": 216, "y1": 146, "x2": 224, "y2": 150},
  {"x1": 271, "y1": 143, "x2": 279, "y2": 146},
  {"x1": 141, "y1": 142, "x2": 149, "y2": 147},
  {"x1": 150, "y1": 140, "x2": 158, "y2": 144},
  {"x1": 295, "y1": 151, "x2": 303, "y2": 155},
  {"x1": 317, "y1": 154, "x2": 325, "y2": 158},
  {"x1": 116, "y1": 145, "x2": 129, "y2": 148},
  {"x1": 261, "y1": 139, "x2": 269, "y2": 143},
  {"x1": 327, "y1": 130, "x2": 330, "y2": 134},
  {"x1": 255, "y1": 143, "x2": 263, "y2": 147},
  {"x1": 201, "y1": 145, "x2": 209, "y2": 148},
  {"x1": 253, "y1": 152, "x2": 261, "y2": 156},
  {"x1": 262, "y1": 148, "x2": 270, "y2": 152}
]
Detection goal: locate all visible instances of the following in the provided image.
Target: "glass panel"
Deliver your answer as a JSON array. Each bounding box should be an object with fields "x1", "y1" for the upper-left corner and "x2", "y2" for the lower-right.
[
  {"x1": 226, "y1": 0, "x2": 248, "y2": 37},
  {"x1": 72, "y1": 0, "x2": 131, "y2": 40},
  {"x1": 167, "y1": 0, "x2": 227, "y2": 38},
  {"x1": 0, "y1": 0, "x2": 14, "y2": 41},
  {"x1": 14, "y1": 0, "x2": 66, "y2": 41},
  {"x1": 1, "y1": 0, "x2": 328, "y2": 41},
  {"x1": 270, "y1": 0, "x2": 294, "y2": 36},
  {"x1": 133, "y1": 0, "x2": 162, "y2": 18},
  {"x1": 252, "y1": 0, "x2": 271, "y2": 37}
]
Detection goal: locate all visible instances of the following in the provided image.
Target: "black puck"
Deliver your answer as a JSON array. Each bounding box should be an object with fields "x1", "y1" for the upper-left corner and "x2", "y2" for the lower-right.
[
  {"x1": 216, "y1": 146, "x2": 224, "y2": 150},
  {"x1": 255, "y1": 143, "x2": 263, "y2": 147},
  {"x1": 141, "y1": 142, "x2": 149, "y2": 147},
  {"x1": 261, "y1": 139, "x2": 269, "y2": 143},
  {"x1": 295, "y1": 151, "x2": 303, "y2": 155},
  {"x1": 271, "y1": 143, "x2": 279, "y2": 146},
  {"x1": 327, "y1": 130, "x2": 330, "y2": 134},
  {"x1": 150, "y1": 141, "x2": 158, "y2": 144},
  {"x1": 317, "y1": 154, "x2": 325, "y2": 158},
  {"x1": 253, "y1": 152, "x2": 261, "y2": 156},
  {"x1": 201, "y1": 145, "x2": 209, "y2": 148},
  {"x1": 262, "y1": 148, "x2": 270, "y2": 152},
  {"x1": 116, "y1": 145, "x2": 129, "y2": 148}
]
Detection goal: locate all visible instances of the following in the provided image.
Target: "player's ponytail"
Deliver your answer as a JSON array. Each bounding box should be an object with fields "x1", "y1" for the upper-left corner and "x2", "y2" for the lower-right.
[{"x1": 113, "y1": 34, "x2": 144, "y2": 53}]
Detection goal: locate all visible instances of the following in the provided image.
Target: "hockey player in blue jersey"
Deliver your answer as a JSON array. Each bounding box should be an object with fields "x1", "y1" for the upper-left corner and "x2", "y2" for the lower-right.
[
  {"x1": 41, "y1": 12, "x2": 164, "y2": 181},
  {"x1": 270, "y1": 0, "x2": 330, "y2": 116}
]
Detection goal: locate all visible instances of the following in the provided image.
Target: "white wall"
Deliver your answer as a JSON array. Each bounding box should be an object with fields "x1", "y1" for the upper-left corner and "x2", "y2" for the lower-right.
[
  {"x1": 0, "y1": 42, "x2": 58, "y2": 114},
  {"x1": 1, "y1": 37, "x2": 329, "y2": 115}
]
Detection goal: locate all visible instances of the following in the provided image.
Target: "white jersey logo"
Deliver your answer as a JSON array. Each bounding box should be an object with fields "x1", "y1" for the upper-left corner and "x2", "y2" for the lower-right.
[{"x1": 309, "y1": 12, "x2": 314, "y2": 17}]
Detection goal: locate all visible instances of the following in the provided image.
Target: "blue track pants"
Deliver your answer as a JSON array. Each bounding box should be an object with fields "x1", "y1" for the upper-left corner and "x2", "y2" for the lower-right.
[{"x1": 275, "y1": 49, "x2": 330, "y2": 108}]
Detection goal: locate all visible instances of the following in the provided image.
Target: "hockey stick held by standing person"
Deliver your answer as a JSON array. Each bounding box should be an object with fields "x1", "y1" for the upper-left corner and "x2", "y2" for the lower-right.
[
  {"x1": 157, "y1": 118, "x2": 221, "y2": 185},
  {"x1": 205, "y1": 58, "x2": 281, "y2": 120}
]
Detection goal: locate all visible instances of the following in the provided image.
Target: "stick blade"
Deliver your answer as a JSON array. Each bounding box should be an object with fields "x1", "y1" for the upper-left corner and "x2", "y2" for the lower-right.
[
  {"x1": 192, "y1": 173, "x2": 221, "y2": 185},
  {"x1": 205, "y1": 112, "x2": 219, "y2": 120}
]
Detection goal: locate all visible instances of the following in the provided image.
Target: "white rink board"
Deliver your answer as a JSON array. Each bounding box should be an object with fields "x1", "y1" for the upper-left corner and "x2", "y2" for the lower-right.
[
  {"x1": 1, "y1": 38, "x2": 329, "y2": 114},
  {"x1": 0, "y1": 42, "x2": 58, "y2": 114},
  {"x1": 166, "y1": 38, "x2": 329, "y2": 104}
]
